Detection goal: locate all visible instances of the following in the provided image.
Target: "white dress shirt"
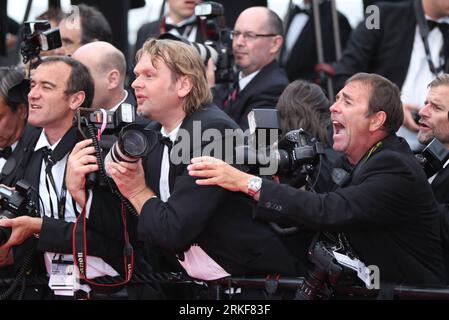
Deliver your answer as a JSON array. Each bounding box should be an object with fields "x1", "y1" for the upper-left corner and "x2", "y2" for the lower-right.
[
  {"x1": 158, "y1": 123, "x2": 230, "y2": 280},
  {"x1": 0, "y1": 141, "x2": 18, "y2": 173},
  {"x1": 34, "y1": 130, "x2": 118, "y2": 296},
  {"x1": 399, "y1": 17, "x2": 449, "y2": 150}
]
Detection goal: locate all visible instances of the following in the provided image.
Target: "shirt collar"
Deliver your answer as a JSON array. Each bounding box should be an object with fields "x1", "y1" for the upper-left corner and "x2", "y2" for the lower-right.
[
  {"x1": 1, "y1": 140, "x2": 19, "y2": 153},
  {"x1": 109, "y1": 90, "x2": 128, "y2": 113},
  {"x1": 34, "y1": 130, "x2": 62, "y2": 152},
  {"x1": 238, "y1": 69, "x2": 260, "y2": 91},
  {"x1": 161, "y1": 122, "x2": 182, "y2": 143},
  {"x1": 165, "y1": 15, "x2": 196, "y2": 27}
]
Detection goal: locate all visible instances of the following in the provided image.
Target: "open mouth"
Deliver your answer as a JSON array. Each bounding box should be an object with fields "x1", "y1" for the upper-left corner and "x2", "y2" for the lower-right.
[
  {"x1": 419, "y1": 121, "x2": 430, "y2": 130},
  {"x1": 332, "y1": 120, "x2": 345, "y2": 135},
  {"x1": 30, "y1": 104, "x2": 42, "y2": 110}
]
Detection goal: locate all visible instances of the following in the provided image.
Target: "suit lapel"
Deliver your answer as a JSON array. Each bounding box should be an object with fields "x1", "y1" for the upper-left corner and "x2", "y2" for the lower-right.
[
  {"x1": 431, "y1": 168, "x2": 449, "y2": 198},
  {"x1": 143, "y1": 123, "x2": 163, "y2": 196},
  {"x1": 229, "y1": 61, "x2": 277, "y2": 122}
]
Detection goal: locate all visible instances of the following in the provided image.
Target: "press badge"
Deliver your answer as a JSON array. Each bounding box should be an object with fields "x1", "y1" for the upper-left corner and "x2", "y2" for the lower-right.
[
  {"x1": 332, "y1": 251, "x2": 372, "y2": 288},
  {"x1": 48, "y1": 254, "x2": 75, "y2": 295}
]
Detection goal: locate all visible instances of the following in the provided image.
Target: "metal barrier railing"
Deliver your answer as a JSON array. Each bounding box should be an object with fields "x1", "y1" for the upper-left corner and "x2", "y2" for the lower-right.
[{"x1": 2, "y1": 273, "x2": 449, "y2": 300}]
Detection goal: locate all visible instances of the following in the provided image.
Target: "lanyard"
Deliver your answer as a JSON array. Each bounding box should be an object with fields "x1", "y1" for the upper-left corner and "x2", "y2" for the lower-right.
[
  {"x1": 43, "y1": 152, "x2": 69, "y2": 220},
  {"x1": 414, "y1": 0, "x2": 448, "y2": 75}
]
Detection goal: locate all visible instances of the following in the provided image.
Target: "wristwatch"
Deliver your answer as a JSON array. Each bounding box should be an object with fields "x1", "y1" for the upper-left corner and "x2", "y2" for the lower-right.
[{"x1": 247, "y1": 176, "x2": 262, "y2": 197}]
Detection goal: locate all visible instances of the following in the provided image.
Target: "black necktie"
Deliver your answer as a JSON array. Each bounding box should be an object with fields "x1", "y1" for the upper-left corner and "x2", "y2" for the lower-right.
[
  {"x1": 427, "y1": 20, "x2": 449, "y2": 32},
  {"x1": 0, "y1": 146, "x2": 12, "y2": 159},
  {"x1": 159, "y1": 134, "x2": 176, "y2": 192},
  {"x1": 159, "y1": 135, "x2": 173, "y2": 151},
  {"x1": 427, "y1": 20, "x2": 449, "y2": 71},
  {"x1": 165, "y1": 20, "x2": 196, "y2": 36},
  {"x1": 293, "y1": 5, "x2": 310, "y2": 16}
]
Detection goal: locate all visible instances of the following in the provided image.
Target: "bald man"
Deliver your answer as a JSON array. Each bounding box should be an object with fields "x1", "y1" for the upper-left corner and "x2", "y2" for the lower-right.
[
  {"x1": 212, "y1": 7, "x2": 289, "y2": 130},
  {"x1": 72, "y1": 41, "x2": 133, "y2": 110}
]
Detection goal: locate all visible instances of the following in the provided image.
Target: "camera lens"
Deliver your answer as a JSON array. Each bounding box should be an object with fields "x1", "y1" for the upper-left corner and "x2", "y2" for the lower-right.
[
  {"x1": 0, "y1": 211, "x2": 15, "y2": 246},
  {"x1": 108, "y1": 125, "x2": 151, "y2": 164},
  {"x1": 121, "y1": 129, "x2": 149, "y2": 158}
]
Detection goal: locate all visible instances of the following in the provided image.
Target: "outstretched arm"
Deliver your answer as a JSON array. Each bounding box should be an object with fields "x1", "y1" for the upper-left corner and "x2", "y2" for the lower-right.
[{"x1": 188, "y1": 156, "x2": 258, "y2": 199}]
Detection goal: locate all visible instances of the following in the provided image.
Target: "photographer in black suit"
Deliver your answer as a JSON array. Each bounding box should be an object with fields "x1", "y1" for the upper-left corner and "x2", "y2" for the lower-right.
[
  {"x1": 333, "y1": 0, "x2": 449, "y2": 151},
  {"x1": 280, "y1": 0, "x2": 352, "y2": 84},
  {"x1": 68, "y1": 38, "x2": 304, "y2": 298},
  {"x1": 0, "y1": 67, "x2": 40, "y2": 187},
  {"x1": 417, "y1": 74, "x2": 449, "y2": 281},
  {"x1": 0, "y1": 57, "x2": 128, "y2": 299},
  {"x1": 0, "y1": 67, "x2": 40, "y2": 277},
  {"x1": 211, "y1": 6, "x2": 288, "y2": 130},
  {"x1": 134, "y1": 0, "x2": 206, "y2": 57},
  {"x1": 189, "y1": 73, "x2": 446, "y2": 285}
]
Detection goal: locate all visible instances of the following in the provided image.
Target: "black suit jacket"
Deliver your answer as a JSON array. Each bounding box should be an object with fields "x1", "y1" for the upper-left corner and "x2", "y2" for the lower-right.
[
  {"x1": 138, "y1": 103, "x2": 304, "y2": 277},
  {"x1": 254, "y1": 134, "x2": 446, "y2": 285},
  {"x1": 333, "y1": 1, "x2": 418, "y2": 92},
  {"x1": 280, "y1": 1, "x2": 352, "y2": 83},
  {"x1": 213, "y1": 60, "x2": 289, "y2": 130},
  {"x1": 0, "y1": 124, "x2": 40, "y2": 186},
  {"x1": 13, "y1": 127, "x2": 127, "y2": 276},
  {"x1": 431, "y1": 166, "x2": 449, "y2": 282},
  {"x1": 134, "y1": 17, "x2": 207, "y2": 58}
]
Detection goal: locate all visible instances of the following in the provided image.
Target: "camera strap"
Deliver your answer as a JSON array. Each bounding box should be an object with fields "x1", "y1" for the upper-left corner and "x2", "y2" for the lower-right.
[
  {"x1": 72, "y1": 190, "x2": 134, "y2": 290},
  {"x1": 414, "y1": 0, "x2": 449, "y2": 75},
  {"x1": 41, "y1": 127, "x2": 78, "y2": 220}
]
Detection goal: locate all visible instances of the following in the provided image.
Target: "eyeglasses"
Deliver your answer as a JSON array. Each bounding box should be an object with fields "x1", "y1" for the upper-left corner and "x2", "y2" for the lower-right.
[{"x1": 230, "y1": 31, "x2": 278, "y2": 41}]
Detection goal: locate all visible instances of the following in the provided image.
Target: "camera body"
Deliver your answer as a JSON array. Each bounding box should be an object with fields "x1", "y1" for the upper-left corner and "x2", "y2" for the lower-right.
[
  {"x1": 195, "y1": 1, "x2": 234, "y2": 84},
  {"x1": 106, "y1": 123, "x2": 153, "y2": 164},
  {"x1": 295, "y1": 241, "x2": 343, "y2": 300},
  {"x1": 236, "y1": 109, "x2": 324, "y2": 177},
  {"x1": 415, "y1": 138, "x2": 449, "y2": 177},
  {"x1": 21, "y1": 20, "x2": 62, "y2": 64},
  {"x1": 0, "y1": 180, "x2": 38, "y2": 246},
  {"x1": 74, "y1": 103, "x2": 136, "y2": 139},
  {"x1": 160, "y1": 2, "x2": 234, "y2": 84}
]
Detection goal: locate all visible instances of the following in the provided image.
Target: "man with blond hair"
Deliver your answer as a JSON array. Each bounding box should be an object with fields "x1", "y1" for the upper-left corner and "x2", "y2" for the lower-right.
[{"x1": 68, "y1": 39, "x2": 304, "y2": 298}]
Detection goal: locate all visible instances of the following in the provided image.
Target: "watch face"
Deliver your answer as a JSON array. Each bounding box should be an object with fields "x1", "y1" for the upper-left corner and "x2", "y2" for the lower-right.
[{"x1": 248, "y1": 177, "x2": 262, "y2": 193}]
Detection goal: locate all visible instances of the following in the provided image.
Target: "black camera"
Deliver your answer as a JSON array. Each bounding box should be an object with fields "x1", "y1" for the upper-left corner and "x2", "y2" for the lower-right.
[
  {"x1": 105, "y1": 123, "x2": 153, "y2": 164},
  {"x1": 74, "y1": 103, "x2": 137, "y2": 140},
  {"x1": 295, "y1": 240, "x2": 343, "y2": 300},
  {"x1": 159, "y1": 1, "x2": 234, "y2": 84},
  {"x1": 415, "y1": 138, "x2": 449, "y2": 177},
  {"x1": 21, "y1": 20, "x2": 62, "y2": 64},
  {"x1": 0, "y1": 180, "x2": 38, "y2": 246},
  {"x1": 236, "y1": 109, "x2": 324, "y2": 177},
  {"x1": 195, "y1": 1, "x2": 234, "y2": 84},
  {"x1": 73, "y1": 103, "x2": 150, "y2": 187}
]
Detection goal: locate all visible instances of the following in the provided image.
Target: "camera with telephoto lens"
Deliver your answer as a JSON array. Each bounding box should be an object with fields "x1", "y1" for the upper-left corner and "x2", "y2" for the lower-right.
[
  {"x1": 159, "y1": 1, "x2": 234, "y2": 84},
  {"x1": 105, "y1": 123, "x2": 154, "y2": 164},
  {"x1": 235, "y1": 109, "x2": 325, "y2": 177},
  {"x1": 74, "y1": 103, "x2": 152, "y2": 187},
  {"x1": 415, "y1": 138, "x2": 449, "y2": 177},
  {"x1": 0, "y1": 180, "x2": 38, "y2": 246},
  {"x1": 21, "y1": 20, "x2": 62, "y2": 64},
  {"x1": 295, "y1": 240, "x2": 343, "y2": 300}
]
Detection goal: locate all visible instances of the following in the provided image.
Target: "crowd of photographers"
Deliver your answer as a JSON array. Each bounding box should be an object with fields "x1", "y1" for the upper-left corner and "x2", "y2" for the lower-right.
[{"x1": 0, "y1": 0, "x2": 448, "y2": 300}]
